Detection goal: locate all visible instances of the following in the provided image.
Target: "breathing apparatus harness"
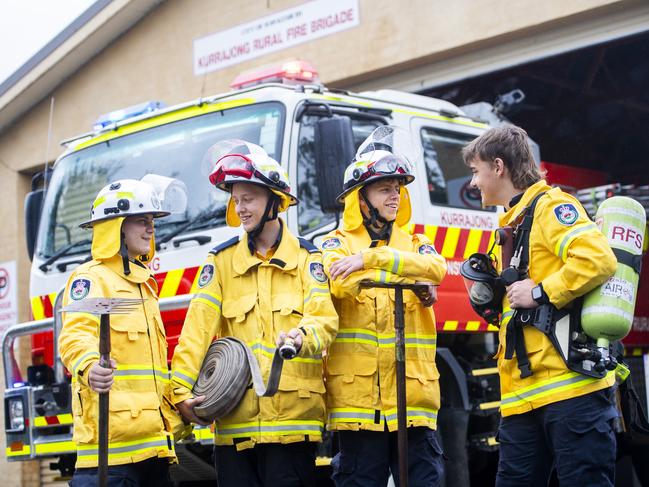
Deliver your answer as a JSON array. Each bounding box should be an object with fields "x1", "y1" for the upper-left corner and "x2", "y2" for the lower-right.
[
  {"x1": 497, "y1": 192, "x2": 547, "y2": 378},
  {"x1": 461, "y1": 192, "x2": 549, "y2": 378},
  {"x1": 492, "y1": 191, "x2": 613, "y2": 379}
]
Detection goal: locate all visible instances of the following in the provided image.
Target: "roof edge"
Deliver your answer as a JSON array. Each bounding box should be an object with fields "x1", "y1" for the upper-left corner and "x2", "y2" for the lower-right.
[
  {"x1": 0, "y1": 0, "x2": 163, "y2": 133},
  {"x1": 0, "y1": 0, "x2": 113, "y2": 98}
]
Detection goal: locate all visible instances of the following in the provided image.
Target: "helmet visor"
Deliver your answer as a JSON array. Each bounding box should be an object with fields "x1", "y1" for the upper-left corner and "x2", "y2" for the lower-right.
[
  {"x1": 209, "y1": 154, "x2": 255, "y2": 185},
  {"x1": 358, "y1": 155, "x2": 411, "y2": 182},
  {"x1": 209, "y1": 153, "x2": 290, "y2": 192}
]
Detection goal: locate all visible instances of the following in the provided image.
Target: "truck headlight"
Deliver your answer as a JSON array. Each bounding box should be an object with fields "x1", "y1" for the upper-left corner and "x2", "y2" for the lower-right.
[{"x1": 8, "y1": 398, "x2": 25, "y2": 432}]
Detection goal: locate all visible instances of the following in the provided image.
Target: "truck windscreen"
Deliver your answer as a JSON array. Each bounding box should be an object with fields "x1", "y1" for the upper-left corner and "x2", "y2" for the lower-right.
[{"x1": 36, "y1": 102, "x2": 285, "y2": 259}]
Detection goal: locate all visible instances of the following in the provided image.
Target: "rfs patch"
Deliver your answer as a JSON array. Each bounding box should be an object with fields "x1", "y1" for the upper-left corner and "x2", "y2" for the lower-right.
[
  {"x1": 309, "y1": 262, "x2": 328, "y2": 283},
  {"x1": 321, "y1": 238, "x2": 342, "y2": 250},
  {"x1": 70, "y1": 279, "x2": 91, "y2": 301},
  {"x1": 197, "y1": 265, "x2": 214, "y2": 288},
  {"x1": 554, "y1": 204, "x2": 579, "y2": 226},
  {"x1": 418, "y1": 244, "x2": 437, "y2": 255}
]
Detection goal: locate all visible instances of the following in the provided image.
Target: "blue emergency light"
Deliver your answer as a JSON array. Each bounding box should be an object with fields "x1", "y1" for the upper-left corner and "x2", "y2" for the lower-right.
[{"x1": 93, "y1": 100, "x2": 166, "y2": 131}]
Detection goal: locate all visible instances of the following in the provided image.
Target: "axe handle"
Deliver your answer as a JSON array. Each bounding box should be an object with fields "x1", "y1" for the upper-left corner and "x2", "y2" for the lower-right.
[
  {"x1": 98, "y1": 313, "x2": 111, "y2": 487},
  {"x1": 394, "y1": 287, "x2": 408, "y2": 487}
]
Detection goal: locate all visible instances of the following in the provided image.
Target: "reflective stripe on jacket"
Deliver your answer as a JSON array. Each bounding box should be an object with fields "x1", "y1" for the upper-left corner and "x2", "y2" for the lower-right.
[
  {"x1": 171, "y1": 226, "x2": 338, "y2": 449},
  {"x1": 58, "y1": 255, "x2": 177, "y2": 468},
  {"x1": 496, "y1": 180, "x2": 617, "y2": 417},
  {"x1": 322, "y1": 225, "x2": 447, "y2": 432}
]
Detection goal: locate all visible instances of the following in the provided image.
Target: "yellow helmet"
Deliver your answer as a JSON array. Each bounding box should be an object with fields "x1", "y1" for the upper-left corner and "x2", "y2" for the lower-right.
[{"x1": 339, "y1": 126, "x2": 417, "y2": 231}]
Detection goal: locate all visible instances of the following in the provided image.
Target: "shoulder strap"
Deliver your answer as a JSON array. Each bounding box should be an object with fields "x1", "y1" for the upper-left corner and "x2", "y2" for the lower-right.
[
  {"x1": 297, "y1": 237, "x2": 319, "y2": 254},
  {"x1": 612, "y1": 248, "x2": 643, "y2": 274},
  {"x1": 209, "y1": 236, "x2": 240, "y2": 255},
  {"x1": 512, "y1": 191, "x2": 547, "y2": 273}
]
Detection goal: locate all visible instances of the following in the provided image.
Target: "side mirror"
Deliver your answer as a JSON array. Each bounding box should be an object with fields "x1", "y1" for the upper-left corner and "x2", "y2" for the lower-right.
[
  {"x1": 314, "y1": 116, "x2": 355, "y2": 213},
  {"x1": 24, "y1": 189, "x2": 44, "y2": 261}
]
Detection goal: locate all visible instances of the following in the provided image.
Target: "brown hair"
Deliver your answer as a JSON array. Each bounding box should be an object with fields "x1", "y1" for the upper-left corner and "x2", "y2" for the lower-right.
[{"x1": 462, "y1": 125, "x2": 543, "y2": 189}]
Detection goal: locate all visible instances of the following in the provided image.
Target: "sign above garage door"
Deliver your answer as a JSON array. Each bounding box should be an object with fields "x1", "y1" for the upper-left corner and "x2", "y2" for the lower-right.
[{"x1": 193, "y1": 0, "x2": 359, "y2": 75}]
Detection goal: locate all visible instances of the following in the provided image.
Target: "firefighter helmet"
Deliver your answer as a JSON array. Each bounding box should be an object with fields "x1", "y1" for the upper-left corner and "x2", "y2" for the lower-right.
[
  {"x1": 80, "y1": 177, "x2": 184, "y2": 228},
  {"x1": 337, "y1": 126, "x2": 416, "y2": 203},
  {"x1": 204, "y1": 140, "x2": 297, "y2": 227}
]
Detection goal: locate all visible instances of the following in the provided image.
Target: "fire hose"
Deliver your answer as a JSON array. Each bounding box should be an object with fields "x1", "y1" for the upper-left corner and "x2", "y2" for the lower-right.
[{"x1": 192, "y1": 336, "x2": 296, "y2": 422}]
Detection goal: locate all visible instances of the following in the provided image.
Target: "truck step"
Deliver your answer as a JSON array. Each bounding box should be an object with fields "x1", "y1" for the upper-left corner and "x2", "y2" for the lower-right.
[{"x1": 470, "y1": 367, "x2": 498, "y2": 377}]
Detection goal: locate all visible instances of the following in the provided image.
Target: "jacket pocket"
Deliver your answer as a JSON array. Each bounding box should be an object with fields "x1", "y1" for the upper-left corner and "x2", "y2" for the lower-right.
[
  {"x1": 221, "y1": 293, "x2": 257, "y2": 324},
  {"x1": 279, "y1": 375, "x2": 326, "y2": 395},
  {"x1": 72, "y1": 383, "x2": 96, "y2": 444},
  {"x1": 272, "y1": 293, "x2": 303, "y2": 333},
  {"x1": 277, "y1": 375, "x2": 327, "y2": 422},
  {"x1": 326, "y1": 354, "x2": 377, "y2": 405},
  {"x1": 109, "y1": 314, "x2": 148, "y2": 341},
  {"x1": 108, "y1": 390, "x2": 163, "y2": 443},
  {"x1": 405, "y1": 358, "x2": 440, "y2": 408}
]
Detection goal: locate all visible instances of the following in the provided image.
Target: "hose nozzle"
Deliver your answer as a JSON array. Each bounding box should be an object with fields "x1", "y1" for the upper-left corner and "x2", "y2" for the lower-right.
[{"x1": 279, "y1": 337, "x2": 297, "y2": 360}]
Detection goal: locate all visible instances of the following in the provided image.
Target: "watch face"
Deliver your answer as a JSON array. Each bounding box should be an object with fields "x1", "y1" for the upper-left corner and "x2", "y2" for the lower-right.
[{"x1": 532, "y1": 286, "x2": 541, "y2": 300}]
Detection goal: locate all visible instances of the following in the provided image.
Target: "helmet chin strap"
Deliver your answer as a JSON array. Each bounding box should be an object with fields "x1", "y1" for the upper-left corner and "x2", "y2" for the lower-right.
[
  {"x1": 246, "y1": 193, "x2": 280, "y2": 253},
  {"x1": 119, "y1": 232, "x2": 131, "y2": 276},
  {"x1": 359, "y1": 189, "x2": 393, "y2": 242}
]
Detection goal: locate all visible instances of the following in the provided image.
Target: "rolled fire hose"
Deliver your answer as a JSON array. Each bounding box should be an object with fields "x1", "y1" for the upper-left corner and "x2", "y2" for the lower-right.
[{"x1": 192, "y1": 337, "x2": 292, "y2": 422}]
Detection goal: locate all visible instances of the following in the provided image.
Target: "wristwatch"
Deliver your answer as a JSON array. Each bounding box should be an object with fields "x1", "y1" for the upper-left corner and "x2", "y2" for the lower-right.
[{"x1": 531, "y1": 283, "x2": 549, "y2": 305}]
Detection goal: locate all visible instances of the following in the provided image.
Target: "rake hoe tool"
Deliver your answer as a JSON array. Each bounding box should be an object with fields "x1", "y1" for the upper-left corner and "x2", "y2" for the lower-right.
[{"x1": 60, "y1": 297, "x2": 143, "y2": 487}]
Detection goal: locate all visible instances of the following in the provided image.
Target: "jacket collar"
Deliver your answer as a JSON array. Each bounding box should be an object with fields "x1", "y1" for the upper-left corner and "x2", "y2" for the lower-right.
[
  {"x1": 499, "y1": 179, "x2": 551, "y2": 227},
  {"x1": 104, "y1": 254, "x2": 155, "y2": 286},
  {"x1": 342, "y1": 221, "x2": 413, "y2": 251},
  {"x1": 232, "y1": 219, "x2": 299, "y2": 275}
]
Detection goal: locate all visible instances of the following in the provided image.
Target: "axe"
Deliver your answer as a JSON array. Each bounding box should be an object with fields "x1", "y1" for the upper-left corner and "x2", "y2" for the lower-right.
[
  {"x1": 61, "y1": 297, "x2": 143, "y2": 487},
  {"x1": 360, "y1": 281, "x2": 430, "y2": 487}
]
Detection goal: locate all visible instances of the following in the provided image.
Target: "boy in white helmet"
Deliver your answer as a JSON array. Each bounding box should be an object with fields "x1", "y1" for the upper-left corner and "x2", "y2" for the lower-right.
[
  {"x1": 59, "y1": 177, "x2": 185, "y2": 486},
  {"x1": 171, "y1": 140, "x2": 338, "y2": 486},
  {"x1": 321, "y1": 127, "x2": 447, "y2": 487}
]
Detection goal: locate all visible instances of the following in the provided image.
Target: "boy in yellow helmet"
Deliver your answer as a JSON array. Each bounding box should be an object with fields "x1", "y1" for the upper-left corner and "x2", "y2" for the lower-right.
[
  {"x1": 322, "y1": 127, "x2": 447, "y2": 486},
  {"x1": 171, "y1": 140, "x2": 338, "y2": 486}
]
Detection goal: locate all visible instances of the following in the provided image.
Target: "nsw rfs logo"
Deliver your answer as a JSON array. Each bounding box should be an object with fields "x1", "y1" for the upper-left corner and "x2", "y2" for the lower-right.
[
  {"x1": 309, "y1": 262, "x2": 328, "y2": 283},
  {"x1": 554, "y1": 203, "x2": 578, "y2": 226},
  {"x1": 70, "y1": 279, "x2": 91, "y2": 301},
  {"x1": 198, "y1": 265, "x2": 214, "y2": 288}
]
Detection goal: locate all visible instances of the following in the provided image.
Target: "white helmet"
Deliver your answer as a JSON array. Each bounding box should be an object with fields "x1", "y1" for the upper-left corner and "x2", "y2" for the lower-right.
[{"x1": 80, "y1": 176, "x2": 187, "y2": 228}]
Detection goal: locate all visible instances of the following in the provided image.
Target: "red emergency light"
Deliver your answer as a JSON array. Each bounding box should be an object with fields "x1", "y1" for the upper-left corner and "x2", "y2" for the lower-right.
[{"x1": 230, "y1": 60, "x2": 320, "y2": 89}]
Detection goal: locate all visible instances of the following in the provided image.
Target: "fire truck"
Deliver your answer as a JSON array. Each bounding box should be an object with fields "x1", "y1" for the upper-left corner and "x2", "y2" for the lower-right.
[{"x1": 3, "y1": 61, "x2": 647, "y2": 485}]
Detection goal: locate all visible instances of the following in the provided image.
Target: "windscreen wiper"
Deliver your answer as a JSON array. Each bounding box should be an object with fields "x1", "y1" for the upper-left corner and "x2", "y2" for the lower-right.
[
  {"x1": 156, "y1": 207, "x2": 226, "y2": 250},
  {"x1": 39, "y1": 238, "x2": 92, "y2": 272}
]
